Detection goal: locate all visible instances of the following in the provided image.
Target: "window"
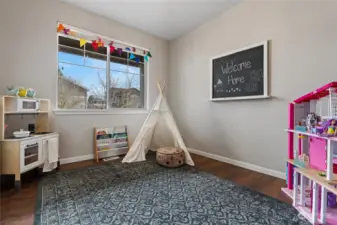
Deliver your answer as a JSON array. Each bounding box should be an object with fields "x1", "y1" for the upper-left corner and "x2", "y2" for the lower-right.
[{"x1": 57, "y1": 29, "x2": 146, "y2": 110}]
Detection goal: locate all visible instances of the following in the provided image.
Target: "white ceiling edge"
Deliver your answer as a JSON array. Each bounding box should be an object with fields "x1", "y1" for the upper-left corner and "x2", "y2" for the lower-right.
[{"x1": 59, "y1": 0, "x2": 243, "y2": 40}]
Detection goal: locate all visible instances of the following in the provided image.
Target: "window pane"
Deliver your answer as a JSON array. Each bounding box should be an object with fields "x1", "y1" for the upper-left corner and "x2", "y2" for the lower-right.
[
  {"x1": 126, "y1": 74, "x2": 141, "y2": 89},
  {"x1": 128, "y1": 65, "x2": 141, "y2": 75},
  {"x1": 110, "y1": 71, "x2": 128, "y2": 88},
  {"x1": 109, "y1": 71, "x2": 144, "y2": 108},
  {"x1": 85, "y1": 52, "x2": 107, "y2": 69},
  {"x1": 110, "y1": 62, "x2": 128, "y2": 73},
  {"x1": 109, "y1": 86, "x2": 143, "y2": 108},
  {"x1": 57, "y1": 33, "x2": 146, "y2": 110},
  {"x1": 58, "y1": 63, "x2": 107, "y2": 109},
  {"x1": 58, "y1": 46, "x2": 84, "y2": 65}
]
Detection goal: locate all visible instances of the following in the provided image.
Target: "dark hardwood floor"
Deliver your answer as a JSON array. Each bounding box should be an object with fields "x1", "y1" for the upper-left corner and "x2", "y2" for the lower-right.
[{"x1": 0, "y1": 154, "x2": 291, "y2": 225}]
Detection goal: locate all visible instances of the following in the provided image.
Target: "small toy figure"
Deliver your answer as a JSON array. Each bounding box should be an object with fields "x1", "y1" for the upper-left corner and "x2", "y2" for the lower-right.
[
  {"x1": 299, "y1": 153, "x2": 310, "y2": 163},
  {"x1": 306, "y1": 112, "x2": 319, "y2": 131},
  {"x1": 326, "y1": 119, "x2": 337, "y2": 135},
  {"x1": 26, "y1": 88, "x2": 35, "y2": 98},
  {"x1": 18, "y1": 88, "x2": 27, "y2": 97},
  {"x1": 295, "y1": 121, "x2": 307, "y2": 132},
  {"x1": 6, "y1": 86, "x2": 18, "y2": 96}
]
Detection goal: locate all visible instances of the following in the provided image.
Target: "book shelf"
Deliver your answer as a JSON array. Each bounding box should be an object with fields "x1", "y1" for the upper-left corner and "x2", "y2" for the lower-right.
[{"x1": 93, "y1": 126, "x2": 129, "y2": 162}]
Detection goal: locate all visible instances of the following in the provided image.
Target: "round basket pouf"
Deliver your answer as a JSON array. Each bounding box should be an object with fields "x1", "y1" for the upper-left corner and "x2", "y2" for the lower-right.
[{"x1": 156, "y1": 147, "x2": 185, "y2": 168}]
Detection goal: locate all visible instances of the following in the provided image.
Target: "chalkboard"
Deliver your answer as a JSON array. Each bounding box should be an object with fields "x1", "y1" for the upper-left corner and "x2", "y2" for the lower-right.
[{"x1": 210, "y1": 41, "x2": 269, "y2": 101}]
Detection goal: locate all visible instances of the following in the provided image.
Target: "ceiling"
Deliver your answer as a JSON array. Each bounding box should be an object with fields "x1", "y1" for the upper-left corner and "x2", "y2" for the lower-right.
[{"x1": 60, "y1": 0, "x2": 242, "y2": 40}]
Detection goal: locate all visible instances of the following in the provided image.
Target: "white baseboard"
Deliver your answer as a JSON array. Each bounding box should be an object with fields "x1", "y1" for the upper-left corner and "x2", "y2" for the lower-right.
[
  {"x1": 60, "y1": 148, "x2": 285, "y2": 180},
  {"x1": 60, "y1": 154, "x2": 94, "y2": 165},
  {"x1": 59, "y1": 149, "x2": 127, "y2": 165},
  {"x1": 188, "y1": 148, "x2": 286, "y2": 180}
]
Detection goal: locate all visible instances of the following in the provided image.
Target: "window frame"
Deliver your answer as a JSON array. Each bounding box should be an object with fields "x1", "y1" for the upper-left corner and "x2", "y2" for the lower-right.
[{"x1": 54, "y1": 25, "x2": 149, "y2": 115}]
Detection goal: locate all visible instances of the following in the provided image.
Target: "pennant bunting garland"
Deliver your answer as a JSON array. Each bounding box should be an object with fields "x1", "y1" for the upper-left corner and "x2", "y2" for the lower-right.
[
  {"x1": 110, "y1": 45, "x2": 115, "y2": 53},
  {"x1": 80, "y1": 38, "x2": 87, "y2": 47},
  {"x1": 63, "y1": 28, "x2": 70, "y2": 35},
  {"x1": 97, "y1": 37, "x2": 104, "y2": 47},
  {"x1": 70, "y1": 31, "x2": 77, "y2": 37},
  {"x1": 91, "y1": 40, "x2": 98, "y2": 51},
  {"x1": 56, "y1": 24, "x2": 154, "y2": 61},
  {"x1": 57, "y1": 24, "x2": 65, "y2": 32},
  {"x1": 108, "y1": 41, "x2": 115, "y2": 53},
  {"x1": 146, "y1": 51, "x2": 152, "y2": 58},
  {"x1": 117, "y1": 48, "x2": 123, "y2": 56}
]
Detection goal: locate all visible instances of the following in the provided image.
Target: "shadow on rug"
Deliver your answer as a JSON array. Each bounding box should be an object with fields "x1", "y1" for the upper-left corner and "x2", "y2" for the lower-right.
[{"x1": 34, "y1": 160, "x2": 310, "y2": 225}]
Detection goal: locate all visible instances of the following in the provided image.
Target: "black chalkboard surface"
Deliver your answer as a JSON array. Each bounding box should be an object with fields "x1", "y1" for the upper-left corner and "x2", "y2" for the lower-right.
[{"x1": 211, "y1": 42, "x2": 268, "y2": 101}]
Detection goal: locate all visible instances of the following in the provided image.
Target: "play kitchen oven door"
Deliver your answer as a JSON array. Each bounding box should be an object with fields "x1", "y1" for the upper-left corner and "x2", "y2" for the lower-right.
[
  {"x1": 20, "y1": 140, "x2": 42, "y2": 173},
  {"x1": 17, "y1": 98, "x2": 40, "y2": 112}
]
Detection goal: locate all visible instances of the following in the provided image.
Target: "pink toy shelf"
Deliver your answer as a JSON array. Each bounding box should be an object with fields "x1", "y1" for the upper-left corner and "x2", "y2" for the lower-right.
[{"x1": 283, "y1": 82, "x2": 337, "y2": 225}]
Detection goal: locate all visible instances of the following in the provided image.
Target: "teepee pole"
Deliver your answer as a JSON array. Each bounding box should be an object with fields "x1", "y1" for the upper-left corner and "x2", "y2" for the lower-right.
[{"x1": 157, "y1": 81, "x2": 166, "y2": 96}]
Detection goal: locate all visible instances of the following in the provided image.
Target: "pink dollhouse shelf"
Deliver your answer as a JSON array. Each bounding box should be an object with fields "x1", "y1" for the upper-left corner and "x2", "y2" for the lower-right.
[
  {"x1": 295, "y1": 167, "x2": 337, "y2": 195},
  {"x1": 293, "y1": 82, "x2": 337, "y2": 104},
  {"x1": 288, "y1": 159, "x2": 337, "y2": 187},
  {"x1": 281, "y1": 188, "x2": 337, "y2": 225},
  {"x1": 285, "y1": 129, "x2": 337, "y2": 142}
]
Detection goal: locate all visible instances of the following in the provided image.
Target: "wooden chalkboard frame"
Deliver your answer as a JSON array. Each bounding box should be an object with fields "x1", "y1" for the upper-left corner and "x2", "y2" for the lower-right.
[{"x1": 210, "y1": 41, "x2": 269, "y2": 101}]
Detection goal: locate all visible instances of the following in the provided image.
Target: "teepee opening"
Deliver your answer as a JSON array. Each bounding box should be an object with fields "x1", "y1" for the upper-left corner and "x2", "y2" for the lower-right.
[{"x1": 122, "y1": 82, "x2": 194, "y2": 166}]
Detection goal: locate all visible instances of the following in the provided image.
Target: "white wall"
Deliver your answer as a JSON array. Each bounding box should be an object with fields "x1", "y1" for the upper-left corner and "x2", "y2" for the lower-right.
[
  {"x1": 168, "y1": 0, "x2": 337, "y2": 172},
  {"x1": 0, "y1": 0, "x2": 168, "y2": 158}
]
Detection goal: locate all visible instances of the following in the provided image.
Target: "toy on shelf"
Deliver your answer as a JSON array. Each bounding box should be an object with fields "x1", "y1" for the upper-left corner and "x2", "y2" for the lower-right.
[
  {"x1": 18, "y1": 88, "x2": 27, "y2": 97},
  {"x1": 306, "y1": 112, "x2": 319, "y2": 131},
  {"x1": 283, "y1": 82, "x2": 337, "y2": 224},
  {"x1": 295, "y1": 121, "x2": 307, "y2": 132},
  {"x1": 6, "y1": 86, "x2": 36, "y2": 98},
  {"x1": 6, "y1": 86, "x2": 19, "y2": 96},
  {"x1": 26, "y1": 88, "x2": 36, "y2": 98},
  {"x1": 324, "y1": 119, "x2": 337, "y2": 136}
]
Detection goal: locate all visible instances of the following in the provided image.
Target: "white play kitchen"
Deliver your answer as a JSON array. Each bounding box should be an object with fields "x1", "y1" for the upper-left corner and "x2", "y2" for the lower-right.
[{"x1": 0, "y1": 96, "x2": 59, "y2": 191}]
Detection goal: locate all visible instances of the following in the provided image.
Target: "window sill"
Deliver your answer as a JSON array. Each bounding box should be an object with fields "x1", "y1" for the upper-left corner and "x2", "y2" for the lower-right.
[{"x1": 53, "y1": 109, "x2": 149, "y2": 115}]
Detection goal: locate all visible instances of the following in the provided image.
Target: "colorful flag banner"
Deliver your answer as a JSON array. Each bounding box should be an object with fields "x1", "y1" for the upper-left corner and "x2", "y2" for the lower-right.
[
  {"x1": 92, "y1": 40, "x2": 98, "y2": 51},
  {"x1": 117, "y1": 48, "x2": 123, "y2": 56},
  {"x1": 144, "y1": 55, "x2": 149, "y2": 62},
  {"x1": 57, "y1": 24, "x2": 65, "y2": 32},
  {"x1": 146, "y1": 51, "x2": 152, "y2": 58},
  {"x1": 70, "y1": 31, "x2": 77, "y2": 37},
  {"x1": 125, "y1": 47, "x2": 131, "y2": 51},
  {"x1": 80, "y1": 38, "x2": 87, "y2": 47},
  {"x1": 109, "y1": 41, "x2": 115, "y2": 53},
  {"x1": 135, "y1": 56, "x2": 140, "y2": 63},
  {"x1": 63, "y1": 28, "x2": 70, "y2": 35},
  {"x1": 132, "y1": 47, "x2": 136, "y2": 52},
  {"x1": 110, "y1": 45, "x2": 115, "y2": 53},
  {"x1": 97, "y1": 37, "x2": 104, "y2": 47},
  {"x1": 129, "y1": 53, "x2": 135, "y2": 60}
]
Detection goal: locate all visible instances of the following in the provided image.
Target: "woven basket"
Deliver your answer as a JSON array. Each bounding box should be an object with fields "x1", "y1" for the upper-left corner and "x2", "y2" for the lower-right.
[{"x1": 156, "y1": 147, "x2": 185, "y2": 168}]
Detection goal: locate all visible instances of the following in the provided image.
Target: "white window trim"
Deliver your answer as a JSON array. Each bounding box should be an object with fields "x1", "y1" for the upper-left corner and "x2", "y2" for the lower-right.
[
  {"x1": 53, "y1": 108, "x2": 149, "y2": 115},
  {"x1": 55, "y1": 22, "x2": 150, "y2": 114}
]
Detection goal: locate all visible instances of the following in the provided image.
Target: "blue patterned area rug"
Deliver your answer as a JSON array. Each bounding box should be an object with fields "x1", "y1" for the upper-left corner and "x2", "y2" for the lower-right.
[{"x1": 34, "y1": 160, "x2": 309, "y2": 225}]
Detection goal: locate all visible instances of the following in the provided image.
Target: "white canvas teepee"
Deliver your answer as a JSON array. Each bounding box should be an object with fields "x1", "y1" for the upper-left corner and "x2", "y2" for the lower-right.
[{"x1": 122, "y1": 82, "x2": 194, "y2": 166}]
